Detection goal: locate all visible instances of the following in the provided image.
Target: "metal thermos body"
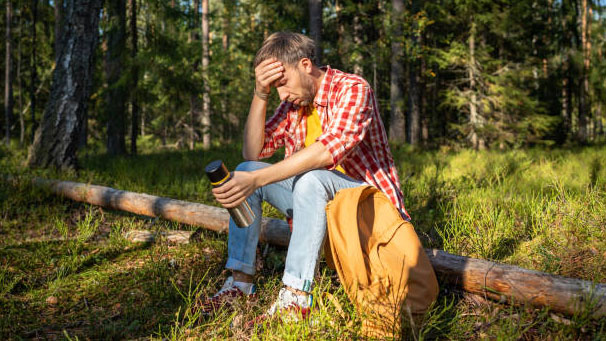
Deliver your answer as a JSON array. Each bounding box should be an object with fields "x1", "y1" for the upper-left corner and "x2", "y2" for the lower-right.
[{"x1": 205, "y1": 160, "x2": 256, "y2": 228}]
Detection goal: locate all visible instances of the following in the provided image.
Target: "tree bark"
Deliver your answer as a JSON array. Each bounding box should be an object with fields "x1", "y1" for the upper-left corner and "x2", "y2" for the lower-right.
[
  {"x1": 17, "y1": 8, "x2": 24, "y2": 147},
  {"x1": 27, "y1": 0, "x2": 103, "y2": 169},
  {"x1": 201, "y1": 0, "x2": 211, "y2": 149},
  {"x1": 389, "y1": 0, "x2": 406, "y2": 143},
  {"x1": 425, "y1": 249, "x2": 606, "y2": 319},
  {"x1": 105, "y1": 0, "x2": 127, "y2": 156},
  {"x1": 30, "y1": 0, "x2": 38, "y2": 144},
  {"x1": 352, "y1": 7, "x2": 363, "y2": 76},
  {"x1": 28, "y1": 176, "x2": 606, "y2": 319},
  {"x1": 189, "y1": 0, "x2": 201, "y2": 150},
  {"x1": 468, "y1": 18, "x2": 483, "y2": 150},
  {"x1": 130, "y1": 0, "x2": 139, "y2": 155},
  {"x1": 407, "y1": 0, "x2": 421, "y2": 146},
  {"x1": 54, "y1": 0, "x2": 63, "y2": 61},
  {"x1": 222, "y1": 0, "x2": 237, "y2": 142},
  {"x1": 577, "y1": 0, "x2": 590, "y2": 143},
  {"x1": 335, "y1": 0, "x2": 346, "y2": 68},
  {"x1": 309, "y1": 0, "x2": 323, "y2": 65},
  {"x1": 5, "y1": 0, "x2": 14, "y2": 146}
]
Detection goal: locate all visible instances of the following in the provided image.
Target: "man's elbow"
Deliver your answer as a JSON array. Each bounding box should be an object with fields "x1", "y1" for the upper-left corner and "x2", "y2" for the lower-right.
[{"x1": 242, "y1": 151, "x2": 260, "y2": 161}]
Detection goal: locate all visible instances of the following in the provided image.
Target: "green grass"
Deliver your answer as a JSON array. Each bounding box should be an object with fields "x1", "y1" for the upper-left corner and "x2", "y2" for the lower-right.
[{"x1": 1, "y1": 143, "x2": 606, "y2": 339}]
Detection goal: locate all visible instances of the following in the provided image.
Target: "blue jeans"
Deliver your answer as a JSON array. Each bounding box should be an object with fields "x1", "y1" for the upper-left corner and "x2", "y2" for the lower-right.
[{"x1": 225, "y1": 161, "x2": 365, "y2": 292}]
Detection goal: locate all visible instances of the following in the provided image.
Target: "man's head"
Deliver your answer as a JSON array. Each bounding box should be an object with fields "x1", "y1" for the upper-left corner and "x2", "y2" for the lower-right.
[{"x1": 254, "y1": 32, "x2": 321, "y2": 107}]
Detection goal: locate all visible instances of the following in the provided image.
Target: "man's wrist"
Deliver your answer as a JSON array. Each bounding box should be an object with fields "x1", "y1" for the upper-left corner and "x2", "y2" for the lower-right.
[
  {"x1": 254, "y1": 87, "x2": 270, "y2": 101},
  {"x1": 250, "y1": 168, "x2": 267, "y2": 188}
]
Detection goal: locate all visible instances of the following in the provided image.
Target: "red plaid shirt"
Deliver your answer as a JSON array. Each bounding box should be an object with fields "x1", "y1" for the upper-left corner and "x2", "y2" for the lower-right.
[{"x1": 259, "y1": 66, "x2": 410, "y2": 220}]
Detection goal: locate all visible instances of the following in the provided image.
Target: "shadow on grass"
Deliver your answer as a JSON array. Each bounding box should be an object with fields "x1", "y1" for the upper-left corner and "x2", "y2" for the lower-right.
[
  {"x1": 0, "y1": 240, "x2": 153, "y2": 295},
  {"x1": 2, "y1": 239, "x2": 227, "y2": 339}
]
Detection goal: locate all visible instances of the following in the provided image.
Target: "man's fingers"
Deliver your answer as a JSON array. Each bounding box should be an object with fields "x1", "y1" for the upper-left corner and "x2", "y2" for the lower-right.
[
  {"x1": 220, "y1": 196, "x2": 245, "y2": 209},
  {"x1": 260, "y1": 72, "x2": 284, "y2": 88},
  {"x1": 256, "y1": 62, "x2": 283, "y2": 79},
  {"x1": 257, "y1": 58, "x2": 277, "y2": 68},
  {"x1": 215, "y1": 191, "x2": 246, "y2": 207}
]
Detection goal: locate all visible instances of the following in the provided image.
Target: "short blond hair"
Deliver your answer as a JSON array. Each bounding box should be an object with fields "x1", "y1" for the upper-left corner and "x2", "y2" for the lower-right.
[{"x1": 254, "y1": 32, "x2": 317, "y2": 67}]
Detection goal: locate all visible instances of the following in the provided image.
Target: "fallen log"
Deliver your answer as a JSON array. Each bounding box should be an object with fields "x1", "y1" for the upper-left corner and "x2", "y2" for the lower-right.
[
  {"x1": 30, "y1": 177, "x2": 606, "y2": 318},
  {"x1": 31, "y1": 177, "x2": 291, "y2": 247}
]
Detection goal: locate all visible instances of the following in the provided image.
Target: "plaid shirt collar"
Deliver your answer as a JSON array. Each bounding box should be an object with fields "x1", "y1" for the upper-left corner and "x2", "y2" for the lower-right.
[{"x1": 313, "y1": 66, "x2": 333, "y2": 108}]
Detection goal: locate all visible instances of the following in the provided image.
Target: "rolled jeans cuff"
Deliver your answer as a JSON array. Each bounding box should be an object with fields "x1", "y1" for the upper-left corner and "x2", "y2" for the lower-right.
[
  {"x1": 282, "y1": 271, "x2": 314, "y2": 293},
  {"x1": 226, "y1": 257, "x2": 256, "y2": 276}
]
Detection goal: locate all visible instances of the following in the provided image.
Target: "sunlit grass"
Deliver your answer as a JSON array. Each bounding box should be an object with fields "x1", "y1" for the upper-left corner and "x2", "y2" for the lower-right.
[{"x1": 1, "y1": 143, "x2": 605, "y2": 338}]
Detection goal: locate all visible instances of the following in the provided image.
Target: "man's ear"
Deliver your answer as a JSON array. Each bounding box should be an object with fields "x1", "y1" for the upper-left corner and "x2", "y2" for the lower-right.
[{"x1": 299, "y1": 58, "x2": 313, "y2": 74}]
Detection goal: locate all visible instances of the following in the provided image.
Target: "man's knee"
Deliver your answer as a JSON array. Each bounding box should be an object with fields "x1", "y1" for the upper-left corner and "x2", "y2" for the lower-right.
[{"x1": 293, "y1": 170, "x2": 329, "y2": 200}]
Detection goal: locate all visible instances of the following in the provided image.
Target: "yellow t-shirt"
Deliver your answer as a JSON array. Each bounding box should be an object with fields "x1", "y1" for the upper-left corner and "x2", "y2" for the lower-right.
[{"x1": 303, "y1": 105, "x2": 347, "y2": 175}]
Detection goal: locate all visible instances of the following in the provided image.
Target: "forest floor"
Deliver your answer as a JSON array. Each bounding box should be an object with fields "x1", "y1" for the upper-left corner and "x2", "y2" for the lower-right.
[{"x1": 1, "y1": 143, "x2": 606, "y2": 340}]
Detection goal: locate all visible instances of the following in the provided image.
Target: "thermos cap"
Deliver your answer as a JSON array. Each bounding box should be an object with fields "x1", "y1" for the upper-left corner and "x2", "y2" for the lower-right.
[{"x1": 205, "y1": 160, "x2": 231, "y2": 186}]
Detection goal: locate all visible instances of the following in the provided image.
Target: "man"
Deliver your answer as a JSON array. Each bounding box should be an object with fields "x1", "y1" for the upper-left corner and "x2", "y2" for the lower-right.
[{"x1": 198, "y1": 32, "x2": 410, "y2": 323}]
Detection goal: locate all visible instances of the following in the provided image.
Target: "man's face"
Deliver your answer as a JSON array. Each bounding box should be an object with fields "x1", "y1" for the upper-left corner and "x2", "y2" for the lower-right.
[{"x1": 273, "y1": 62, "x2": 316, "y2": 107}]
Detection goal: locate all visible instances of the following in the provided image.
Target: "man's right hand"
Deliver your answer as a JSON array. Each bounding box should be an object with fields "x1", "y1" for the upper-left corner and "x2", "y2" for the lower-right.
[{"x1": 255, "y1": 58, "x2": 285, "y2": 95}]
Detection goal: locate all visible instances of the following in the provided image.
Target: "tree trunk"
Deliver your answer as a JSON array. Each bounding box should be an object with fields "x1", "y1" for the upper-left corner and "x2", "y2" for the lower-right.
[
  {"x1": 201, "y1": 0, "x2": 211, "y2": 149},
  {"x1": 309, "y1": 0, "x2": 323, "y2": 65},
  {"x1": 352, "y1": 7, "x2": 363, "y2": 76},
  {"x1": 18, "y1": 8, "x2": 24, "y2": 147},
  {"x1": 389, "y1": 0, "x2": 405, "y2": 143},
  {"x1": 27, "y1": 0, "x2": 103, "y2": 169},
  {"x1": 105, "y1": 0, "x2": 127, "y2": 156},
  {"x1": 140, "y1": 106, "x2": 145, "y2": 136},
  {"x1": 577, "y1": 0, "x2": 589, "y2": 143},
  {"x1": 335, "y1": 0, "x2": 346, "y2": 68},
  {"x1": 421, "y1": 54, "x2": 429, "y2": 144},
  {"x1": 407, "y1": 0, "x2": 421, "y2": 146},
  {"x1": 561, "y1": 75, "x2": 570, "y2": 139},
  {"x1": 222, "y1": 0, "x2": 237, "y2": 142},
  {"x1": 130, "y1": 0, "x2": 139, "y2": 155},
  {"x1": 222, "y1": 4, "x2": 229, "y2": 51},
  {"x1": 468, "y1": 18, "x2": 482, "y2": 149},
  {"x1": 5, "y1": 0, "x2": 14, "y2": 146},
  {"x1": 189, "y1": 0, "x2": 201, "y2": 150},
  {"x1": 30, "y1": 0, "x2": 38, "y2": 144},
  {"x1": 54, "y1": 0, "x2": 63, "y2": 61}
]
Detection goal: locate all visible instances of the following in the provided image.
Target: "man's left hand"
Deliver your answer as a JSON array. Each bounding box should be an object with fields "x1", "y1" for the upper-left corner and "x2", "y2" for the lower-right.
[{"x1": 211, "y1": 171, "x2": 260, "y2": 208}]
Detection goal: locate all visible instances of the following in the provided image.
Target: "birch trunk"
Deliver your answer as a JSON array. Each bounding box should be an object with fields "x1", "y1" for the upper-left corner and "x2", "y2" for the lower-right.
[
  {"x1": 54, "y1": 0, "x2": 63, "y2": 61},
  {"x1": 468, "y1": 19, "x2": 482, "y2": 150},
  {"x1": 27, "y1": 0, "x2": 103, "y2": 169}
]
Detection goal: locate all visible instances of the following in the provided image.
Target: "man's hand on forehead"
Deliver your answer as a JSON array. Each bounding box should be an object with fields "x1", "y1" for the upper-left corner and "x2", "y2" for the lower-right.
[{"x1": 255, "y1": 58, "x2": 286, "y2": 94}]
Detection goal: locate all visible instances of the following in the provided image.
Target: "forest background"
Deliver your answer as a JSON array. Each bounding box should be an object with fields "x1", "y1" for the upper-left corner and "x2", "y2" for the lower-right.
[
  {"x1": 1, "y1": 0, "x2": 606, "y2": 339},
  {"x1": 3, "y1": 0, "x2": 606, "y2": 155}
]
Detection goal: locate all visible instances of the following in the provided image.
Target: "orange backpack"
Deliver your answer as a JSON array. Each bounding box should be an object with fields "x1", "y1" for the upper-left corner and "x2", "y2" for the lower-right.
[{"x1": 324, "y1": 185, "x2": 439, "y2": 338}]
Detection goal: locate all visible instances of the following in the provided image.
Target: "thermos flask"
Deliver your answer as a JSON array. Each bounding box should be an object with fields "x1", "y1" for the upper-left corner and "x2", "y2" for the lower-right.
[{"x1": 205, "y1": 160, "x2": 256, "y2": 228}]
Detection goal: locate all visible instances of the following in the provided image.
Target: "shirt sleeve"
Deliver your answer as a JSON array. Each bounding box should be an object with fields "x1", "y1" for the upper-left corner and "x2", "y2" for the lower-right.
[
  {"x1": 258, "y1": 101, "x2": 291, "y2": 159},
  {"x1": 318, "y1": 82, "x2": 372, "y2": 167}
]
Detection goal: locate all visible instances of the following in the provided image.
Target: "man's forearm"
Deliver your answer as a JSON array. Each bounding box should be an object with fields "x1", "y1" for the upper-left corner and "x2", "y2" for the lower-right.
[
  {"x1": 242, "y1": 95, "x2": 268, "y2": 160},
  {"x1": 252, "y1": 142, "x2": 334, "y2": 187}
]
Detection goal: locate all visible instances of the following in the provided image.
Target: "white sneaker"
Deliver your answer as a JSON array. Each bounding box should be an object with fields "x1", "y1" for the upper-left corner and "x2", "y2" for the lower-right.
[{"x1": 245, "y1": 287, "x2": 313, "y2": 328}]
